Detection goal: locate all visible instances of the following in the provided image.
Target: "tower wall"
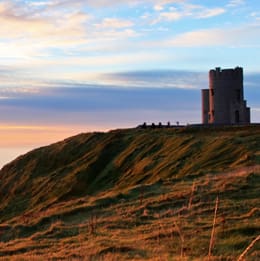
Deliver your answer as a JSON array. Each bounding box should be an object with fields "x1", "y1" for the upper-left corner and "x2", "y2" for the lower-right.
[
  {"x1": 201, "y1": 89, "x2": 209, "y2": 124},
  {"x1": 202, "y1": 67, "x2": 250, "y2": 125}
]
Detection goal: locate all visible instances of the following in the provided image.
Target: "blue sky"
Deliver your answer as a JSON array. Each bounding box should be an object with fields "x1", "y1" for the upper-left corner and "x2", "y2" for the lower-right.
[{"x1": 0, "y1": 0, "x2": 260, "y2": 167}]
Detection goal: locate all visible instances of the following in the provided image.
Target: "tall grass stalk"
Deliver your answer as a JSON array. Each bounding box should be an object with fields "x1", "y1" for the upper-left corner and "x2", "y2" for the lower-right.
[
  {"x1": 208, "y1": 196, "x2": 219, "y2": 260},
  {"x1": 174, "y1": 220, "x2": 185, "y2": 259},
  {"x1": 188, "y1": 181, "x2": 196, "y2": 210},
  {"x1": 237, "y1": 234, "x2": 260, "y2": 261}
]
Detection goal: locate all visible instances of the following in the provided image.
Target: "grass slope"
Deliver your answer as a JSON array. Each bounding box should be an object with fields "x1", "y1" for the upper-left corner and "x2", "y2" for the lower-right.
[{"x1": 0, "y1": 125, "x2": 259, "y2": 260}]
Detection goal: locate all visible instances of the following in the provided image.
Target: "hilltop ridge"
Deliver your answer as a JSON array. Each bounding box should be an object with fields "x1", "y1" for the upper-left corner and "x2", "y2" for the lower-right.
[{"x1": 0, "y1": 125, "x2": 259, "y2": 260}]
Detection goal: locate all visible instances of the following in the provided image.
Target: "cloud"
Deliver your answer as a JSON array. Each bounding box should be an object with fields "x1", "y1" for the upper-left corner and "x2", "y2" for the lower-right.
[
  {"x1": 0, "y1": 84, "x2": 201, "y2": 134},
  {"x1": 100, "y1": 70, "x2": 207, "y2": 89},
  {"x1": 0, "y1": 1, "x2": 89, "y2": 38},
  {"x1": 0, "y1": 1, "x2": 92, "y2": 60},
  {"x1": 154, "y1": 5, "x2": 164, "y2": 11},
  {"x1": 155, "y1": 9, "x2": 183, "y2": 22},
  {"x1": 168, "y1": 29, "x2": 224, "y2": 47},
  {"x1": 28, "y1": 1, "x2": 56, "y2": 7},
  {"x1": 0, "y1": 70, "x2": 208, "y2": 129},
  {"x1": 0, "y1": 51, "x2": 176, "y2": 86},
  {"x1": 196, "y1": 8, "x2": 226, "y2": 19},
  {"x1": 1, "y1": 68, "x2": 259, "y2": 93},
  {"x1": 0, "y1": 66, "x2": 207, "y2": 89},
  {"x1": 167, "y1": 24, "x2": 260, "y2": 47},
  {"x1": 95, "y1": 18, "x2": 134, "y2": 29},
  {"x1": 1, "y1": 69, "x2": 259, "y2": 125},
  {"x1": 57, "y1": 0, "x2": 182, "y2": 8},
  {"x1": 0, "y1": 0, "x2": 259, "y2": 86},
  {"x1": 227, "y1": 0, "x2": 246, "y2": 7},
  {"x1": 0, "y1": 0, "x2": 141, "y2": 62},
  {"x1": 244, "y1": 73, "x2": 260, "y2": 108},
  {"x1": 151, "y1": 3, "x2": 226, "y2": 24},
  {"x1": 250, "y1": 11, "x2": 260, "y2": 21},
  {"x1": 245, "y1": 74, "x2": 260, "y2": 87}
]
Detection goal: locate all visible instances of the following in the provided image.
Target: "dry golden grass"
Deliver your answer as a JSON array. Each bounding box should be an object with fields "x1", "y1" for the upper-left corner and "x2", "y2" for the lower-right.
[
  {"x1": 0, "y1": 165, "x2": 259, "y2": 260},
  {"x1": 0, "y1": 126, "x2": 259, "y2": 260}
]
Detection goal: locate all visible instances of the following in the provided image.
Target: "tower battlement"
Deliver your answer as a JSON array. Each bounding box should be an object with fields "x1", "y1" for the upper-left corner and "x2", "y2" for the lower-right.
[
  {"x1": 209, "y1": 67, "x2": 243, "y2": 81},
  {"x1": 202, "y1": 66, "x2": 250, "y2": 125}
]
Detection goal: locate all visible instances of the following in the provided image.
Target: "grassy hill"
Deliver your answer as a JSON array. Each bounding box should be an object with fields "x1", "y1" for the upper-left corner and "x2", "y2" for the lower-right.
[{"x1": 0, "y1": 125, "x2": 259, "y2": 260}]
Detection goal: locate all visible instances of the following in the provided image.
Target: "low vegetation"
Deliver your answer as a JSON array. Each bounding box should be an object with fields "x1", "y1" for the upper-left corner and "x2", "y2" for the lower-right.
[{"x1": 0, "y1": 125, "x2": 259, "y2": 260}]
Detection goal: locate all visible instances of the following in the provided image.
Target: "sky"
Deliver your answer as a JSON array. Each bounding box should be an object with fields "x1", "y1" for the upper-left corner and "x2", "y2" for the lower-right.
[{"x1": 0, "y1": 0, "x2": 260, "y2": 168}]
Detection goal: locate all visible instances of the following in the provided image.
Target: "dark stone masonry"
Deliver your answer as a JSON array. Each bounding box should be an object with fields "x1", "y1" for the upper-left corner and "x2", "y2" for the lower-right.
[{"x1": 202, "y1": 67, "x2": 250, "y2": 125}]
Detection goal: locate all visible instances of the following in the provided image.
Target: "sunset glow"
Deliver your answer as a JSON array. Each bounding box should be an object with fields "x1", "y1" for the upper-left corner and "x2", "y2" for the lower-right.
[{"x1": 0, "y1": 0, "x2": 260, "y2": 167}]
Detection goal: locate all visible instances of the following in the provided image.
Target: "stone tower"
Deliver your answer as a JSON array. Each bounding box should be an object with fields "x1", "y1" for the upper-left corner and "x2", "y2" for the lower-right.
[{"x1": 202, "y1": 67, "x2": 250, "y2": 125}]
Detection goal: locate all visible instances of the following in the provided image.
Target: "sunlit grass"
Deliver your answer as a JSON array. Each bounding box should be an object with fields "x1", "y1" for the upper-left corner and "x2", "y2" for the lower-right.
[{"x1": 0, "y1": 125, "x2": 259, "y2": 259}]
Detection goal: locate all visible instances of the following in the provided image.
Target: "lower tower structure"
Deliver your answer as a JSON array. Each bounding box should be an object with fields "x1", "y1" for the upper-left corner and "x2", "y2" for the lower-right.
[{"x1": 202, "y1": 67, "x2": 250, "y2": 125}]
